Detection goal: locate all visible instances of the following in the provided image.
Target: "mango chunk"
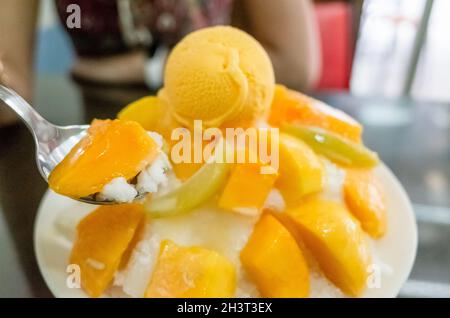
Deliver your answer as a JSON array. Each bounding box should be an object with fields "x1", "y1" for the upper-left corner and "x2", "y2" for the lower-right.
[
  {"x1": 145, "y1": 240, "x2": 236, "y2": 298},
  {"x1": 172, "y1": 161, "x2": 204, "y2": 181},
  {"x1": 276, "y1": 133, "x2": 324, "y2": 207},
  {"x1": 69, "y1": 204, "x2": 144, "y2": 297},
  {"x1": 49, "y1": 119, "x2": 158, "y2": 198},
  {"x1": 118, "y1": 93, "x2": 180, "y2": 141},
  {"x1": 219, "y1": 163, "x2": 278, "y2": 216},
  {"x1": 240, "y1": 214, "x2": 310, "y2": 297},
  {"x1": 344, "y1": 169, "x2": 387, "y2": 238},
  {"x1": 218, "y1": 132, "x2": 278, "y2": 216},
  {"x1": 269, "y1": 85, "x2": 362, "y2": 142},
  {"x1": 285, "y1": 198, "x2": 371, "y2": 296},
  {"x1": 169, "y1": 139, "x2": 211, "y2": 181},
  {"x1": 118, "y1": 96, "x2": 166, "y2": 131}
]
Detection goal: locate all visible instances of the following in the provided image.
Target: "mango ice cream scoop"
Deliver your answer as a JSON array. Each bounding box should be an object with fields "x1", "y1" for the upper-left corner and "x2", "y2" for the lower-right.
[{"x1": 162, "y1": 26, "x2": 275, "y2": 128}]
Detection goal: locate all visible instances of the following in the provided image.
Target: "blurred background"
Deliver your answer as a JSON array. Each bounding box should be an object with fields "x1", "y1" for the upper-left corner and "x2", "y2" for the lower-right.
[
  {"x1": 35, "y1": 0, "x2": 450, "y2": 100},
  {"x1": 0, "y1": 0, "x2": 449, "y2": 297},
  {"x1": 31, "y1": 0, "x2": 450, "y2": 120}
]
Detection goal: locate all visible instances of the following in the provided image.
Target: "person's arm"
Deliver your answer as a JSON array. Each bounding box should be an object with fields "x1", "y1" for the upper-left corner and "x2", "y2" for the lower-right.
[
  {"x1": 234, "y1": 0, "x2": 321, "y2": 92},
  {"x1": 0, "y1": 0, "x2": 38, "y2": 100},
  {"x1": 0, "y1": 0, "x2": 38, "y2": 126}
]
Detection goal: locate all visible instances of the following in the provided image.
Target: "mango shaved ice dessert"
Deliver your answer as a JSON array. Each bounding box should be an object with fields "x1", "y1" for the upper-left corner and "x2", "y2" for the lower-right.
[
  {"x1": 49, "y1": 119, "x2": 171, "y2": 203},
  {"x1": 52, "y1": 26, "x2": 391, "y2": 298}
]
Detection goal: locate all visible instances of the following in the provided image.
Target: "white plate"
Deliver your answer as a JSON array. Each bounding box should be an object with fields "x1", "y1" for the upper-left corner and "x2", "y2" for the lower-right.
[{"x1": 34, "y1": 163, "x2": 417, "y2": 298}]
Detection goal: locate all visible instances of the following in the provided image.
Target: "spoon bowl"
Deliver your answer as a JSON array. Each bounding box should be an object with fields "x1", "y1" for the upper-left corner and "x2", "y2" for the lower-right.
[{"x1": 0, "y1": 84, "x2": 121, "y2": 205}]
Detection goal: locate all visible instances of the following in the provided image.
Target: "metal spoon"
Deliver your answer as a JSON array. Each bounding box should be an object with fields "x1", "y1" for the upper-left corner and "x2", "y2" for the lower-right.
[{"x1": 0, "y1": 84, "x2": 128, "y2": 205}]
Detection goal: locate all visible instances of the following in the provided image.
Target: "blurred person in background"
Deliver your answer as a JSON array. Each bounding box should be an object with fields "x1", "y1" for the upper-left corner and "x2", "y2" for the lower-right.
[{"x1": 0, "y1": 0, "x2": 321, "y2": 127}]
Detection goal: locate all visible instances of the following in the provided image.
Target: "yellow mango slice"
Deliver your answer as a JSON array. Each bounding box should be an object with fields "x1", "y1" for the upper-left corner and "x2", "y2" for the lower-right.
[
  {"x1": 240, "y1": 214, "x2": 310, "y2": 297},
  {"x1": 276, "y1": 133, "x2": 324, "y2": 207},
  {"x1": 118, "y1": 96, "x2": 166, "y2": 131},
  {"x1": 344, "y1": 169, "x2": 387, "y2": 238},
  {"x1": 145, "y1": 240, "x2": 236, "y2": 298},
  {"x1": 69, "y1": 204, "x2": 144, "y2": 297},
  {"x1": 269, "y1": 85, "x2": 362, "y2": 142},
  {"x1": 119, "y1": 215, "x2": 148, "y2": 269},
  {"x1": 169, "y1": 139, "x2": 211, "y2": 181},
  {"x1": 49, "y1": 119, "x2": 158, "y2": 198},
  {"x1": 172, "y1": 161, "x2": 204, "y2": 181},
  {"x1": 218, "y1": 163, "x2": 278, "y2": 216},
  {"x1": 218, "y1": 131, "x2": 279, "y2": 216},
  {"x1": 285, "y1": 198, "x2": 371, "y2": 296},
  {"x1": 118, "y1": 94, "x2": 180, "y2": 141}
]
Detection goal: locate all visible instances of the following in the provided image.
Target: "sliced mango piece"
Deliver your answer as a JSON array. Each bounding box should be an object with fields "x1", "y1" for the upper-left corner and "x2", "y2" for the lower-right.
[
  {"x1": 118, "y1": 94, "x2": 181, "y2": 140},
  {"x1": 282, "y1": 124, "x2": 379, "y2": 168},
  {"x1": 118, "y1": 96, "x2": 165, "y2": 130},
  {"x1": 119, "y1": 215, "x2": 148, "y2": 269},
  {"x1": 269, "y1": 85, "x2": 362, "y2": 142},
  {"x1": 218, "y1": 130, "x2": 279, "y2": 216},
  {"x1": 344, "y1": 169, "x2": 387, "y2": 238},
  {"x1": 240, "y1": 214, "x2": 309, "y2": 297},
  {"x1": 49, "y1": 119, "x2": 158, "y2": 198},
  {"x1": 145, "y1": 158, "x2": 230, "y2": 218},
  {"x1": 219, "y1": 163, "x2": 277, "y2": 216},
  {"x1": 69, "y1": 204, "x2": 144, "y2": 297},
  {"x1": 285, "y1": 198, "x2": 371, "y2": 296},
  {"x1": 172, "y1": 161, "x2": 204, "y2": 181},
  {"x1": 145, "y1": 240, "x2": 236, "y2": 298},
  {"x1": 276, "y1": 133, "x2": 324, "y2": 207},
  {"x1": 169, "y1": 139, "x2": 211, "y2": 181}
]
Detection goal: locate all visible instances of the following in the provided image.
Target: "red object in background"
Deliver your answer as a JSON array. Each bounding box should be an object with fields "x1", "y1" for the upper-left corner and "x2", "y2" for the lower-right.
[{"x1": 314, "y1": 2, "x2": 354, "y2": 91}]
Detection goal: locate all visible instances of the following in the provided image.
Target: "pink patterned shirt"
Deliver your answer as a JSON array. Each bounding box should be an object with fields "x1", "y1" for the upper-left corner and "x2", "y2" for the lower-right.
[{"x1": 56, "y1": 0, "x2": 234, "y2": 56}]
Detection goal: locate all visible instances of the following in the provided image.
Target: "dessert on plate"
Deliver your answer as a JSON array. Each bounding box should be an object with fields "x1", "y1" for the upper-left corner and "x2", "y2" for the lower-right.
[
  {"x1": 48, "y1": 119, "x2": 170, "y2": 203},
  {"x1": 47, "y1": 26, "x2": 393, "y2": 298}
]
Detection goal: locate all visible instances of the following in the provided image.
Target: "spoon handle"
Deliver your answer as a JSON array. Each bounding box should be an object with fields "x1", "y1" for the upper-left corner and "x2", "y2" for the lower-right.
[{"x1": 0, "y1": 85, "x2": 56, "y2": 140}]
